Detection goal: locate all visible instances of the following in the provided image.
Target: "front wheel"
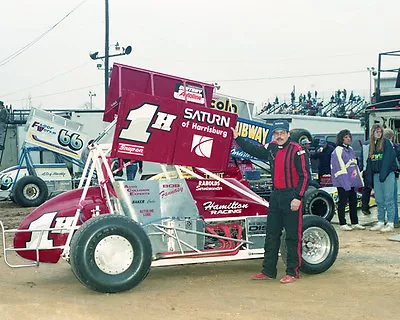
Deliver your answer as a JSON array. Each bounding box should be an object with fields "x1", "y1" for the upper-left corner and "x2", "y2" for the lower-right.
[
  {"x1": 281, "y1": 215, "x2": 339, "y2": 274},
  {"x1": 12, "y1": 175, "x2": 48, "y2": 207},
  {"x1": 70, "y1": 215, "x2": 152, "y2": 293}
]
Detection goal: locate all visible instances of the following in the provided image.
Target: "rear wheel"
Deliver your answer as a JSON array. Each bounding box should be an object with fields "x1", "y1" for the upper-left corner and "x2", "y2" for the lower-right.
[
  {"x1": 289, "y1": 128, "x2": 312, "y2": 145},
  {"x1": 280, "y1": 215, "x2": 339, "y2": 274},
  {"x1": 303, "y1": 188, "x2": 335, "y2": 221},
  {"x1": 12, "y1": 175, "x2": 48, "y2": 207},
  {"x1": 70, "y1": 215, "x2": 152, "y2": 293},
  {"x1": 308, "y1": 180, "x2": 321, "y2": 189}
]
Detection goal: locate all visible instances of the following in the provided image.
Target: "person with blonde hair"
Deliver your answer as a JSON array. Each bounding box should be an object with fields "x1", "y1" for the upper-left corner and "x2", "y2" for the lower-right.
[{"x1": 365, "y1": 124, "x2": 398, "y2": 232}]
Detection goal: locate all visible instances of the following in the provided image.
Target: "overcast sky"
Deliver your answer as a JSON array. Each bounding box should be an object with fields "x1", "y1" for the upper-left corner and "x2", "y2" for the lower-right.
[{"x1": 1, "y1": 0, "x2": 399, "y2": 110}]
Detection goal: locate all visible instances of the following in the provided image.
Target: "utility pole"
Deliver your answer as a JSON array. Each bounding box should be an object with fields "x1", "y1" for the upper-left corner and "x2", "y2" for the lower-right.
[
  {"x1": 104, "y1": 0, "x2": 109, "y2": 103},
  {"x1": 89, "y1": 1, "x2": 132, "y2": 104}
]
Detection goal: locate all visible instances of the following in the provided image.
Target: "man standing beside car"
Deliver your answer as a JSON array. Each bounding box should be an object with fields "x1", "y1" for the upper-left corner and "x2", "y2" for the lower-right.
[{"x1": 232, "y1": 120, "x2": 308, "y2": 284}]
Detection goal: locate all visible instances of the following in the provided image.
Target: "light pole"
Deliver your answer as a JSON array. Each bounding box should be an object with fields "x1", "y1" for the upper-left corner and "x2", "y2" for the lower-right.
[
  {"x1": 89, "y1": 0, "x2": 132, "y2": 104},
  {"x1": 89, "y1": 44, "x2": 132, "y2": 103},
  {"x1": 367, "y1": 66, "x2": 376, "y2": 102},
  {"x1": 89, "y1": 91, "x2": 96, "y2": 109}
]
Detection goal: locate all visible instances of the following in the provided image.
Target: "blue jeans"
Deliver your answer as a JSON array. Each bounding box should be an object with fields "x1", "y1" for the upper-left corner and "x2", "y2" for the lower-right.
[
  {"x1": 373, "y1": 172, "x2": 396, "y2": 224},
  {"x1": 126, "y1": 163, "x2": 138, "y2": 181},
  {"x1": 394, "y1": 178, "x2": 399, "y2": 224}
]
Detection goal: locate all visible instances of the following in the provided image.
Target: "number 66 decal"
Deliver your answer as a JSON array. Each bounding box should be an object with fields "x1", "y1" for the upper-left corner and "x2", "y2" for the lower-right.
[{"x1": 58, "y1": 129, "x2": 84, "y2": 151}]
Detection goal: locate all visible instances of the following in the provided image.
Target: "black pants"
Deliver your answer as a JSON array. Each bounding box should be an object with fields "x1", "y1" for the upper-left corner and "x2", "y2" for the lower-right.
[
  {"x1": 262, "y1": 189, "x2": 302, "y2": 278},
  {"x1": 337, "y1": 187, "x2": 358, "y2": 225},
  {"x1": 361, "y1": 186, "x2": 372, "y2": 212}
]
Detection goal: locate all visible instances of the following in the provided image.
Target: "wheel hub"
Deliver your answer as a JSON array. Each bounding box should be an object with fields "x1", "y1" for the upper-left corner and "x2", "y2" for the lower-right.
[
  {"x1": 94, "y1": 235, "x2": 134, "y2": 275},
  {"x1": 23, "y1": 183, "x2": 39, "y2": 200},
  {"x1": 310, "y1": 197, "x2": 329, "y2": 218},
  {"x1": 302, "y1": 227, "x2": 330, "y2": 264}
]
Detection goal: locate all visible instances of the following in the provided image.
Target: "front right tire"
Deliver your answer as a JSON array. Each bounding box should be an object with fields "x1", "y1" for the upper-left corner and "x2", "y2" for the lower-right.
[{"x1": 280, "y1": 215, "x2": 339, "y2": 274}]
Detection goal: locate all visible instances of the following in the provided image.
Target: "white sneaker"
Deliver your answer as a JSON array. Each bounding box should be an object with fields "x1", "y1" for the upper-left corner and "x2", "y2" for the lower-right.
[
  {"x1": 381, "y1": 223, "x2": 394, "y2": 232},
  {"x1": 370, "y1": 222, "x2": 385, "y2": 231},
  {"x1": 340, "y1": 224, "x2": 353, "y2": 231},
  {"x1": 352, "y1": 224, "x2": 366, "y2": 230}
]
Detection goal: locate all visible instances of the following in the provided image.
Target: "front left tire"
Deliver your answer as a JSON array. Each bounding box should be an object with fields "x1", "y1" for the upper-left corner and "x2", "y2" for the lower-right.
[{"x1": 70, "y1": 214, "x2": 152, "y2": 293}]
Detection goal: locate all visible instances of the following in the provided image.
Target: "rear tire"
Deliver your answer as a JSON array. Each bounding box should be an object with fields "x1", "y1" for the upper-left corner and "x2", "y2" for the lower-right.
[
  {"x1": 308, "y1": 180, "x2": 320, "y2": 189},
  {"x1": 70, "y1": 215, "x2": 152, "y2": 293},
  {"x1": 289, "y1": 129, "x2": 312, "y2": 145},
  {"x1": 280, "y1": 215, "x2": 339, "y2": 274},
  {"x1": 12, "y1": 176, "x2": 48, "y2": 207},
  {"x1": 303, "y1": 188, "x2": 335, "y2": 221}
]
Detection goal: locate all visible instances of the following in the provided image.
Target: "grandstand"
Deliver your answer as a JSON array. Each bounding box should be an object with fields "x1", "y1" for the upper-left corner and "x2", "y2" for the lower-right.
[{"x1": 258, "y1": 90, "x2": 367, "y2": 119}]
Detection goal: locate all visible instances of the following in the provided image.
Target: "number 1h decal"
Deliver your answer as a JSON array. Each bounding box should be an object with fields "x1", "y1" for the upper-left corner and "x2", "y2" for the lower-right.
[{"x1": 119, "y1": 103, "x2": 177, "y2": 143}]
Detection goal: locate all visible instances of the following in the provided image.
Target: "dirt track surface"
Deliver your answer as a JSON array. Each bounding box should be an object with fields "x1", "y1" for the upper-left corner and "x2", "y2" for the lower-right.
[{"x1": 1, "y1": 201, "x2": 400, "y2": 320}]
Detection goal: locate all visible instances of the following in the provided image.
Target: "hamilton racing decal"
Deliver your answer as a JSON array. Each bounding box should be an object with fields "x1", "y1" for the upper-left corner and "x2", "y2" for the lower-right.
[{"x1": 203, "y1": 201, "x2": 249, "y2": 215}]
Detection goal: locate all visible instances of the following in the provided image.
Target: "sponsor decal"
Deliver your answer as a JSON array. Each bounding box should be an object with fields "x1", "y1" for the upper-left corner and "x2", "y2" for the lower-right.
[
  {"x1": 118, "y1": 143, "x2": 144, "y2": 156},
  {"x1": 31, "y1": 121, "x2": 57, "y2": 135},
  {"x1": 40, "y1": 171, "x2": 67, "y2": 178},
  {"x1": 230, "y1": 148, "x2": 258, "y2": 160},
  {"x1": 297, "y1": 150, "x2": 306, "y2": 155},
  {"x1": 203, "y1": 172, "x2": 224, "y2": 178},
  {"x1": 160, "y1": 185, "x2": 184, "y2": 199},
  {"x1": 203, "y1": 201, "x2": 249, "y2": 215},
  {"x1": 132, "y1": 200, "x2": 145, "y2": 204},
  {"x1": 188, "y1": 122, "x2": 228, "y2": 138},
  {"x1": 247, "y1": 222, "x2": 266, "y2": 235},
  {"x1": 174, "y1": 83, "x2": 205, "y2": 104},
  {"x1": 180, "y1": 108, "x2": 229, "y2": 139},
  {"x1": 124, "y1": 185, "x2": 150, "y2": 196},
  {"x1": 191, "y1": 134, "x2": 213, "y2": 158},
  {"x1": 162, "y1": 183, "x2": 181, "y2": 188},
  {"x1": 195, "y1": 180, "x2": 223, "y2": 191},
  {"x1": 183, "y1": 108, "x2": 231, "y2": 128},
  {"x1": 211, "y1": 98, "x2": 238, "y2": 114},
  {"x1": 139, "y1": 209, "x2": 154, "y2": 217},
  {"x1": 236, "y1": 121, "x2": 270, "y2": 145}
]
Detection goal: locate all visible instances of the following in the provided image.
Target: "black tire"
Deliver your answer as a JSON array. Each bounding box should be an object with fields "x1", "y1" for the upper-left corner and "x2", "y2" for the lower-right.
[
  {"x1": 308, "y1": 180, "x2": 320, "y2": 189},
  {"x1": 303, "y1": 188, "x2": 335, "y2": 221},
  {"x1": 281, "y1": 215, "x2": 339, "y2": 274},
  {"x1": 70, "y1": 215, "x2": 152, "y2": 293},
  {"x1": 12, "y1": 176, "x2": 48, "y2": 207},
  {"x1": 289, "y1": 128, "x2": 312, "y2": 145}
]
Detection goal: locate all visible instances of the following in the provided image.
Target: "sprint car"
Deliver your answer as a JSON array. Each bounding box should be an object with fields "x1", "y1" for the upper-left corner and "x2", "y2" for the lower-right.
[{"x1": 0, "y1": 64, "x2": 339, "y2": 293}]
